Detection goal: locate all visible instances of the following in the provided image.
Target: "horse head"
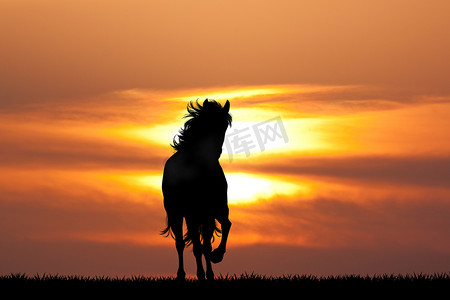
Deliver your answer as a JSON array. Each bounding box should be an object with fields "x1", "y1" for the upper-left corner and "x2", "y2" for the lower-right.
[{"x1": 172, "y1": 99, "x2": 232, "y2": 161}]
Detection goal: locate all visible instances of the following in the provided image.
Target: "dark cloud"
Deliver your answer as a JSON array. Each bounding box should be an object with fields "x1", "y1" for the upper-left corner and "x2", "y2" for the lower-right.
[
  {"x1": 0, "y1": 181, "x2": 165, "y2": 245},
  {"x1": 240, "y1": 195, "x2": 449, "y2": 242},
  {"x1": 232, "y1": 85, "x2": 450, "y2": 117},
  {"x1": 0, "y1": 89, "x2": 176, "y2": 124},
  {"x1": 231, "y1": 155, "x2": 450, "y2": 189},
  {"x1": 0, "y1": 130, "x2": 168, "y2": 171}
]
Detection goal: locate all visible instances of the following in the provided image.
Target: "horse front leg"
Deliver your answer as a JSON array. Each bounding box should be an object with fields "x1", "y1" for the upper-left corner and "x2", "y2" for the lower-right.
[
  {"x1": 202, "y1": 223, "x2": 215, "y2": 280},
  {"x1": 172, "y1": 216, "x2": 186, "y2": 280},
  {"x1": 210, "y1": 217, "x2": 231, "y2": 264},
  {"x1": 192, "y1": 236, "x2": 206, "y2": 280}
]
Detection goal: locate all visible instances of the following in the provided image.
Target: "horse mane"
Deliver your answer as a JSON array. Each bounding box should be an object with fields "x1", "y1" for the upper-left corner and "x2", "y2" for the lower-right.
[{"x1": 171, "y1": 99, "x2": 232, "y2": 152}]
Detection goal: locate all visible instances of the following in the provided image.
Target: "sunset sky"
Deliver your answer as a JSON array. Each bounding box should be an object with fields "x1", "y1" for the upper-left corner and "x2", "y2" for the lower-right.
[{"x1": 1, "y1": 0, "x2": 449, "y2": 276}]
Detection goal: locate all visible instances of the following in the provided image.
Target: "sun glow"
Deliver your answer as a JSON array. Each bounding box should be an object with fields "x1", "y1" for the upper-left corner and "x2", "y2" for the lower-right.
[
  {"x1": 226, "y1": 172, "x2": 307, "y2": 205},
  {"x1": 166, "y1": 85, "x2": 321, "y2": 102},
  {"x1": 105, "y1": 113, "x2": 338, "y2": 157},
  {"x1": 99, "y1": 171, "x2": 307, "y2": 206},
  {"x1": 103, "y1": 85, "x2": 346, "y2": 151}
]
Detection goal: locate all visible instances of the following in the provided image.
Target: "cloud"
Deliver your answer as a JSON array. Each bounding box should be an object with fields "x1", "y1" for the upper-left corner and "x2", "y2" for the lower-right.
[
  {"x1": 230, "y1": 194, "x2": 450, "y2": 252},
  {"x1": 225, "y1": 85, "x2": 450, "y2": 118},
  {"x1": 0, "y1": 123, "x2": 168, "y2": 171},
  {"x1": 229, "y1": 155, "x2": 450, "y2": 189},
  {"x1": 0, "y1": 173, "x2": 166, "y2": 244},
  {"x1": 0, "y1": 89, "x2": 177, "y2": 124}
]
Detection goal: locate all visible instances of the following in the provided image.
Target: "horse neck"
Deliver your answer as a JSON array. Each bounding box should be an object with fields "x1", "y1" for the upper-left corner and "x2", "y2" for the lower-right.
[{"x1": 181, "y1": 147, "x2": 222, "y2": 168}]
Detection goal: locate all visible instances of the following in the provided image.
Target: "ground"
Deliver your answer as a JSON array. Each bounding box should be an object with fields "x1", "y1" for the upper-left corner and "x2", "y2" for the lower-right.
[{"x1": 1, "y1": 273, "x2": 447, "y2": 298}]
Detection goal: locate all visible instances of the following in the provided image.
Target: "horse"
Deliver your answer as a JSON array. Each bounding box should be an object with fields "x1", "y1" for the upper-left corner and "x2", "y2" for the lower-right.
[{"x1": 161, "y1": 99, "x2": 232, "y2": 280}]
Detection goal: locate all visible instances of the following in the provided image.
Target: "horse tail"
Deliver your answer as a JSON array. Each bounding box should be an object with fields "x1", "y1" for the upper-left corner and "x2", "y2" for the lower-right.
[
  {"x1": 183, "y1": 231, "x2": 193, "y2": 247},
  {"x1": 183, "y1": 219, "x2": 222, "y2": 246},
  {"x1": 212, "y1": 220, "x2": 222, "y2": 242},
  {"x1": 160, "y1": 215, "x2": 174, "y2": 239}
]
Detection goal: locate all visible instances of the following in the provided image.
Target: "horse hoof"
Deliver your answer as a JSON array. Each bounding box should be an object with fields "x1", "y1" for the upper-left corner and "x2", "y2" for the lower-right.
[
  {"x1": 176, "y1": 271, "x2": 186, "y2": 281},
  {"x1": 197, "y1": 270, "x2": 206, "y2": 281},
  {"x1": 210, "y1": 248, "x2": 224, "y2": 264},
  {"x1": 206, "y1": 270, "x2": 215, "y2": 281}
]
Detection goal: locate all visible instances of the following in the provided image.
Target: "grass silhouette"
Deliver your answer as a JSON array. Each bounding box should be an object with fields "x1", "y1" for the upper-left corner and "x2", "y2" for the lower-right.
[{"x1": 1, "y1": 272, "x2": 448, "y2": 297}]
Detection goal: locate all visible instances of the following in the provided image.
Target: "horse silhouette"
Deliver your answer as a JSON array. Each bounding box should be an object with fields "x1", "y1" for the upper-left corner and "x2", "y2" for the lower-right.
[{"x1": 161, "y1": 99, "x2": 232, "y2": 280}]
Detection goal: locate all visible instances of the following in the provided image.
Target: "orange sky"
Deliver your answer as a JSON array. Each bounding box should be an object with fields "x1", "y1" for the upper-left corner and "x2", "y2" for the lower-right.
[{"x1": 1, "y1": 0, "x2": 450, "y2": 276}]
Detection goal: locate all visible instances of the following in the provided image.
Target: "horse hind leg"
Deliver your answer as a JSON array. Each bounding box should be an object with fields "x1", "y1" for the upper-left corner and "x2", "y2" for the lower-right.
[{"x1": 186, "y1": 218, "x2": 206, "y2": 280}]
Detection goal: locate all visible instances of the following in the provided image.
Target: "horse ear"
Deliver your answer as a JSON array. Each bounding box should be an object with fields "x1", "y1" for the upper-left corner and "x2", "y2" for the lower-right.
[
  {"x1": 203, "y1": 99, "x2": 209, "y2": 108},
  {"x1": 223, "y1": 100, "x2": 230, "y2": 113}
]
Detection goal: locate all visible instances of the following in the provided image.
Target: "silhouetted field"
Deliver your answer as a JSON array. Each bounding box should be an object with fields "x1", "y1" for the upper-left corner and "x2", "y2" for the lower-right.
[{"x1": 1, "y1": 273, "x2": 448, "y2": 297}]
